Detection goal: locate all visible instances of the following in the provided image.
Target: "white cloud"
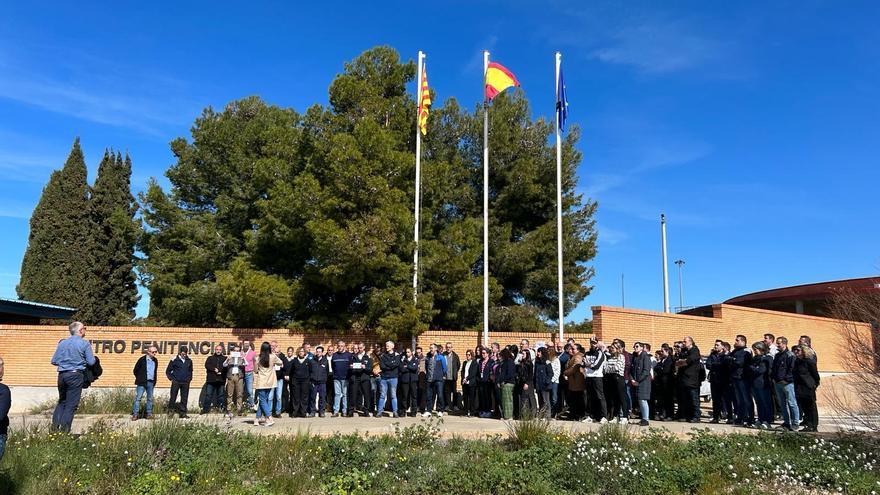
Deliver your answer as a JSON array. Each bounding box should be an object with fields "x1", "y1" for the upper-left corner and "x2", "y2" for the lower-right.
[{"x1": 592, "y1": 20, "x2": 724, "y2": 74}]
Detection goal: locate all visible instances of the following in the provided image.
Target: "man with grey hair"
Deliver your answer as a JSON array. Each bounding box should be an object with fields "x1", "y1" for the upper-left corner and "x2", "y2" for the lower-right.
[
  {"x1": 50, "y1": 321, "x2": 96, "y2": 432},
  {"x1": 376, "y1": 340, "x2": 401, "y2": 417}
]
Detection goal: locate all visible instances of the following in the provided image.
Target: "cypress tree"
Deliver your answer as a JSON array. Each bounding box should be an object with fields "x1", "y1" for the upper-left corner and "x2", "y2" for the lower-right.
[
  {"x1": 80, "y1": 151, "x2": 139, "y2": 324},
  {"x1": 17, "y1": 138, "x2": 92, "y2": 311}
]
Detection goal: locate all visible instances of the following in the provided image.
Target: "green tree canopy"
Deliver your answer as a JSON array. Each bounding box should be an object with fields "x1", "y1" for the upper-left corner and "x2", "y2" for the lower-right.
[{"x1": 140, "y1": 46, "x2": 597, "y2": 337}]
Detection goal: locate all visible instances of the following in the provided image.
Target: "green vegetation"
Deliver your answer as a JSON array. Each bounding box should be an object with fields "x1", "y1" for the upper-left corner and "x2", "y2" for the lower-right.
[
  {"x1": 1, "y1": 419, "x2": 878, "y2": 494},
  {"x1": 17, "y1": 141, "x2": 139, "y2": 325},
  {"x1": 139, "y1": 46, "x2": 597, "y2": 336},
  {"x1": 28, "y1": 387, "x2": 199, "y2": 416}
]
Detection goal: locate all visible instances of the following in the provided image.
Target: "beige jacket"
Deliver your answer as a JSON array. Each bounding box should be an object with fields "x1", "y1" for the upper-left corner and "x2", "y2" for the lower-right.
[{"x1": 254, "y1": 354, "x2": 282, "y2": 390}]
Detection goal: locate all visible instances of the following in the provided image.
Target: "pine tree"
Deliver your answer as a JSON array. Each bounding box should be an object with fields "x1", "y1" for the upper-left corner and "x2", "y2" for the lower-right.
[
  {"x1": 80, "y1": 151, "x2": 139, "y2": 324},
  {"x1": 17, "y1": 138, "x2": 92, "y2": 311}
]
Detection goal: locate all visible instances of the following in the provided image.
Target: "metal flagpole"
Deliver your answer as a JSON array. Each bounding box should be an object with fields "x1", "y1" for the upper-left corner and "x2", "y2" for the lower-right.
[
  {"x1": 661, "y1": 213, "x2": 670, "y2": 313},
  {"x1": 555, "y1": 52, "x2": 565, "y2": 343},
  {"x1": 482, "y1": 50, "x2": 490, "y2": 347},
  {"x1": 412, "y1": 51, "x2": 425, "y2": 351}
]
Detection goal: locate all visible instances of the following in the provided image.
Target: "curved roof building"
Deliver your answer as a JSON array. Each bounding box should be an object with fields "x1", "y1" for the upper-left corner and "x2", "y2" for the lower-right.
[{"x1": 722, "y1": 277, "x2": 879, "y2": 317}]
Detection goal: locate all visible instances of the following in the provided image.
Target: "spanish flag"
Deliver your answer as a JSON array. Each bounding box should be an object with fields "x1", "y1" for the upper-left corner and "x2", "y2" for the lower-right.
[
  {"x1": 418, "y1": 64, "x2": 431, "y2": 135},
  {"x1": 485, "y1": 62, "x2": 520, "y2": 101}
]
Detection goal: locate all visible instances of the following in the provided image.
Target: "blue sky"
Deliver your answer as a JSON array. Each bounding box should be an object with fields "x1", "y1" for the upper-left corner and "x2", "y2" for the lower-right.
[{"x1": 1, "y1": 1, "x2": 879, "y2": 323}]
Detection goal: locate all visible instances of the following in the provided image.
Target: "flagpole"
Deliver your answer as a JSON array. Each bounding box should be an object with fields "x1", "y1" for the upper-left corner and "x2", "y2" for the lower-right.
[
  {"x1": 555, "y1": 52, "x2": 565, "y2": 343},
  {"x1": 412, "y1": 50, "x2": 424, "y2": 351},
  {"x1": 482, "y1": 50, "x2": 490, "y2": 347}
]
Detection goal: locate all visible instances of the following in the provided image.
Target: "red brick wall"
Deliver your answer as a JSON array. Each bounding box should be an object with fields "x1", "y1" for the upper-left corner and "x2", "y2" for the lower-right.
[
  {"x1": 592, "y1": 304, "x2": 872, "y2": 373},
  {"x1": 0, "y1": 325, "x2": 591, "y2": 390}
]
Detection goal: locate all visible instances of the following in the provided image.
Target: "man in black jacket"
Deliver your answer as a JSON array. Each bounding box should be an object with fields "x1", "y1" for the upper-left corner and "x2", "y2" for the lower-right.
[
  {"x1": 377, "y1": 341, "x2": 402, "y2": 418},
  {"x1": 706, "y1": 340, "x2": 730, "y2": 423},
  {"x1": 675, "y1": 336, "x2": 702, "y2": 423},
  {"x1": 399, "y1": 347, "x2": 419, "y2": 417},
  {"x1": 131, "y1": 345, "x2": 159, "y2": 421},
  {"x1": 730, "y1": 335, "x2": 755, "y2": 426},
  {"x1": 203, "y1": 344, "x2": 227, "y2": 414},
  {"x1": 309, "y1": 346, "x2": 330, "y2": 417},
  {"x1": 287, "y1": 347, "x2": 311, "y2": 417},
  {"x1": 166, "y1": 347, "x2": 193, "y2": 418},
  {"x1": 772, "y1": 336, "x2": 800, "y2": 431},
  {"x1": 349, "y1": 343, "x2": 373, "y2": 417}
]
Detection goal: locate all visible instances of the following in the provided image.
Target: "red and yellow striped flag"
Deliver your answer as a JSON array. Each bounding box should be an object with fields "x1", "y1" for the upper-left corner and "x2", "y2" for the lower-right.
[
  {"x1": 418, "y1": 64, "x2": 431, "y2": 135},
  {"x1": 485, "y1": 62, "x2": 520, "y2": 101}
]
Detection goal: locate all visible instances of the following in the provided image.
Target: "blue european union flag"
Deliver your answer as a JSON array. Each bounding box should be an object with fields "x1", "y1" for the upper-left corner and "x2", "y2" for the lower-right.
[{"x1": 556, "y1": 65, "x2": 568, "y2": 133}]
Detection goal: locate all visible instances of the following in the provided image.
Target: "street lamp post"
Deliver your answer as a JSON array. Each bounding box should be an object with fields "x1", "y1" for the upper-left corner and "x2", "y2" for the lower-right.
[{"x1": 674, "y1": 259, "x2": 685, "y2": 312}]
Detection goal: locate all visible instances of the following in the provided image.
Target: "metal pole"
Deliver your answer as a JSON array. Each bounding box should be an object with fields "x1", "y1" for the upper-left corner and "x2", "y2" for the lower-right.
[
  {"x1": 482, "y1": 50, "x2": 490, "y2": 347},
  {"x1": 661, "y1": 214, "x2": 670, "y2": 313},
  {"x1": 675, "y1": 259, "x2": 685, "y2": 312},
  {"x1": 621, "y1": 273, "x2": 625, "y2": 308},
  {"x1": 412, "y1": 51, "x2": 424, "y2": 351},
  {"x1": 554, "y1": 51, "x2": 565, "y2": 343}
]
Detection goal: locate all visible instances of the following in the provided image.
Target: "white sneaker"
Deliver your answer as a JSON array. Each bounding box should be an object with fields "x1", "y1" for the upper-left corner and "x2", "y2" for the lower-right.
[
  {"x1": 599, "y1": 417, "x2": 608, "y2": 424},
  {"x1": 581, "y1": 417, "x2": 593, "y2": 423},
  {"x1": 422, "y1": 412, "x2": 431, "y2": 418},
  {"x1": 436, "y1": 411, "x2": 443, "y2": 417}
]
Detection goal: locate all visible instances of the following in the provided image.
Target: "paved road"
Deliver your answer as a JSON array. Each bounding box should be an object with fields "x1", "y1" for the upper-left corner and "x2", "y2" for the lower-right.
[{"x1": 8, "y1": 413, "x2": 857, "y2": 438}]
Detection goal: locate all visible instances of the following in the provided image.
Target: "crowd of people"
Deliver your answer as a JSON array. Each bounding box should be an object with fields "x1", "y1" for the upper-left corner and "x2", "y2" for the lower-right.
[{"x1": 42, "y1": 322, "x2": 823, "y2": 433}]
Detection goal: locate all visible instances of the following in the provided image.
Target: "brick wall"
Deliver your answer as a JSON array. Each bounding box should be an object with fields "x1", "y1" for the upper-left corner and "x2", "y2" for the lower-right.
[
  {"x1": 592, "y1": 304, "x2": 874, "y2": 373},
  {"x1": 0, "y1": 325, "x2": 591, "y2": 391}
]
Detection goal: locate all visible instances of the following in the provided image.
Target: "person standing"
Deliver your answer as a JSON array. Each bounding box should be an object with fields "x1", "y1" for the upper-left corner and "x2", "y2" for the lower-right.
[
  {"x1": 582, "y1": 338, "x2": 608, "y2": 424},
  {"x1": 330, "y1": 340, "x2": 351, "y2": 417},
  {"x1": 423, "y1": 343, "x2": 448, "y2": 417},
  {"x1": 799, "y1": 336, "x2": 817, "y2": 364},
  {"x1": 270, "y1": 341, "x2": 288, "y2": 418},
  {"x1": 131, "y1": 345, "x2": 159, "y2": 421},
  {"x1": 369, "y1": 343, "x2": 383, "y2": 415},
  {"x1": 653, "y1": 346, "x2": 675, "y2": 421},
  {"x1": 563, "y1": 346, "x2": 586, "y2": 421},
  {"x1": 165, "y1": 347, "x2": 193, "y2": 418},
  {"x1": 0, "y1": 356, "x2": 11, "y2": 461},
  {"x1": 533, "y1": 347, "x2": 553, "y2": 419},
  {"x1": 545, "y1": 348, "x2": 561, "y2": 418},
  {"x1": 242, "y1": 340, "x2": 256, "y2": 410},
  {"x1": 749, "y1": 342, "x2": 774, "y2": 429},
  {"x1": 730, "y1": 335, "x2": 754, "y2": 426},
  {"x1": 793, "y1": 345, "x2": 820, "y2": 432},
  {"x1": 496, "y1": 348, "x2": 516, "y2": 420},
  {"x1": 772, "y1": 336, "x2": 800, "y2": 431},
  {"x1": 51, "y1": 322, "x2": 96, "y2": 433},
  {"x1": 706, "y1": 340, "x2": 730, "y2": 423},
  {"x1": 253, "y1": 342, "x2": 282, "y2": 427},
  {"x1": 349, "y1": 343, "x2": 373, "y2": 417},
  {"x1": 287, "y1": 347, "x2": 311, "y2": 418},
  {"x1": 630, "y1": 342, "x2": 653, "y2": 426},
  {"x1": 603, "y1": 343, "x2": 627, "y2": 423},
  {"x1": 224, "y1": 344, "x2": 247, "y2": 418},
  {"x1": 517, "y1": 348, "x2": 537, "y2": 418},
  {"x1": 460, "y1": 349, "x2": 479, "y2": 417},
  {"x1": 399, "y1": 347, "x2": 419, "y2": 417},
  {"x1": 377, "y1": 341, "x2": 401, "y2": 418},
  {"x1": 308, "y1": 346, "x2": 330, "y2": 417},
  {"x1": 675, "y1": 336, "x2": 703, "y2": 423},
  {"x1": 203, "y1": 344, "x2": 226, "y2": 414},
  {"x1": 282, "y1": 346, "x2": 296, "y2": 415},
  {"x1": 443, "y1": 342, "x2": 461, "y2": 412},
  {"x1": 477, "y1": 348, "x2": 495, "y2": 418}
]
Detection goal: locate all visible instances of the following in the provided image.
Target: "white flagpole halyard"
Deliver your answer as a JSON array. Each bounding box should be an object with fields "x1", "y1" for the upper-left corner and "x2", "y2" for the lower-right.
[
  {"x1": 555, "y1": 52, "x2": 565, "y2": 343},
  {"x1": 482, "y1": 50, "x2": 490, "y2": 347},
  {"x1": 412, "y1": 51, "x2": 425, "y2": 350}
]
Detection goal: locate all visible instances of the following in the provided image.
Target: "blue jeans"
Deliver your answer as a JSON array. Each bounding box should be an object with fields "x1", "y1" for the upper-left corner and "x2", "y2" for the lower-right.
[
  {"x1": 732, "y1": 378, "x2": 755, "y2": 424},
  {"x1": 426, "y1": 380, "x2": 444, "y2": 412},
  {"x1": 378, "y1": 377, "x2": 398, "y2": 414},
  {"x1": 775, "y1": 382, "x2": 800, "y2": 426},
  {"x1": 624, "y1": 383, "x2": 632, "y2": 415},
  {"x1": 243, "y1": 372, "x2": 254, "y2": 408},
  {"x1": 132, "y1": 381, "x2": 155, "y2": 417},
  {"x1": 753, "y1": 385, "x2": 772, "y2": 425},
  {"x1": 52, "y1": 371, "x2": 84, "y2": 433},
  {"x1": 639, "y1": 399, "x2": 650, "y2": 422},
  {"x1": 370, "y1": 376, "x2": 381, "y2": 412},
  {"x1": 549, "y1": 383, "x2": 559, "y2": 412},
  {"x1": 333, "y1": 379, "x2": 348, "y2": 414},
  {"x1": 256, "y1": 389, "x2": 272, "y2": 418},
  {"x1": 273, "y1": 378, "x2": 284, "y2": 414}
]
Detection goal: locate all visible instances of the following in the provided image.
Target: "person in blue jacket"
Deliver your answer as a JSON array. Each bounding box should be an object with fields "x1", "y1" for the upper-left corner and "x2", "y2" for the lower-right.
[{"x1": 422, "y1": 343, "x2": 448, "y2": 417}]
